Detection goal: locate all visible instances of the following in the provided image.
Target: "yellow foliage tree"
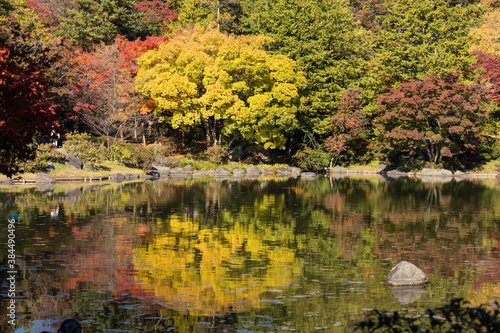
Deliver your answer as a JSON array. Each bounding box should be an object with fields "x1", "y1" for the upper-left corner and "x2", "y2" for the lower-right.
[
  {"x1": 470, "y1": 2, "x2": 500, "y2": 56},
  {"x1": 136, "y1": 27, "x2": 306, "y2": 149}
]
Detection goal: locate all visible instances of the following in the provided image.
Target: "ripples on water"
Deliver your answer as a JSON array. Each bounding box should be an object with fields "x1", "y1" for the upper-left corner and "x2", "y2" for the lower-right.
[{"x1": 0, "y1": 176, "x2": 499, "y2": 332}]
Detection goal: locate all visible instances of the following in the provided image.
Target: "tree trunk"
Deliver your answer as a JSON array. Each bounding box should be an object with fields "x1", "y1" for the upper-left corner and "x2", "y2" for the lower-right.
[
  {"x1": 329, "y1": 153, "x2": 338, "y2": 170},
  {"x1": 107, "y1": 135, "x2": 111, "y2": 157},
  {"x1": 204, "y1": 118, "x2": 211, "y2": 146},
  {"x1": 134, "y1": 118, "x2": 138, "y2": 140},
  {"x1": 217, "y1": 0, "x2": 220, "y2": 31}
]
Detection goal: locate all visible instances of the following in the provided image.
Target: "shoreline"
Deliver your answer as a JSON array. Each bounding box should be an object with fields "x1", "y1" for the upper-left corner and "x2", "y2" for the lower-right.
[{"x1": 1, "y1": 169, "x2": 499, "y2": 186}]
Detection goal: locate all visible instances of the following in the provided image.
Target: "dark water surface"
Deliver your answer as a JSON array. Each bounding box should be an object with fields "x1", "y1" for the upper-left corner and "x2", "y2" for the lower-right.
[{"x1": 1, "y1": 176, "x2": 499, "y2": 332}]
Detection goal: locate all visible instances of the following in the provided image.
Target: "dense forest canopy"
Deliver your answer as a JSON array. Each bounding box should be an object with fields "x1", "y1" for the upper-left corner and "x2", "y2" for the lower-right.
[{"x1": 2, "y1": 0, "x2": 500, "y2": 175}]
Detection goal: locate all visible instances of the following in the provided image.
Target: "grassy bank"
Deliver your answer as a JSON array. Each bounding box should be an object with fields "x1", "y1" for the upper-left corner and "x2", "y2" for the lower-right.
[
  {"x1": 7, "y1": 161, "x2": 146, "y2": 180},
  {"x1": 5, "y1": 155, "x2": 500, "y2": 180}
]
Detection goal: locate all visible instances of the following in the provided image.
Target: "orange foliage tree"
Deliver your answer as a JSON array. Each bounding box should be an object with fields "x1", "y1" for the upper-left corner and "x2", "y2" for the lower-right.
[{"x1": 67, "y1": 35, "x2": 168, "y2": 149}]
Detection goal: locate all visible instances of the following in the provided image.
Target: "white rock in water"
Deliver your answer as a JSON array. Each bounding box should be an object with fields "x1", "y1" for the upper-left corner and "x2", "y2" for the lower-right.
[{"x1": 387, "y1": 261, "x2": 428, "y2": 286}]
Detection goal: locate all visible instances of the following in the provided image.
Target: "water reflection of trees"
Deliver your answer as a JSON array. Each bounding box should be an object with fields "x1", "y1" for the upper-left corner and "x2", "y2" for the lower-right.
[
  {"x1": 1, "y1": 177, "x2": 500, "y2": 331},
  {"x1": 133, "y1": 214, "x2": 303, "y2": 316},
  {"x1": 320, "y1": 177, "x2": 500, "y2": 290}
]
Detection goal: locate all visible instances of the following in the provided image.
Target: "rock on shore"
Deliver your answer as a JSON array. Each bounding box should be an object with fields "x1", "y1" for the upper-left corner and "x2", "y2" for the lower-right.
[
  {"x1": 36, "y1": 173, "x2": 56, "y2": 183},
  {"x1": 420, "y1": 168, "x2": 453, "y2": 177}
]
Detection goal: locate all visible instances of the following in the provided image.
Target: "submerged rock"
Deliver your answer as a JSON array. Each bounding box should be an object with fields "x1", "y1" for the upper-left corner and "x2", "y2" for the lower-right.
[
  {"x1": 387, "y1": 261, "x2": 428, "y2": 286},
  {"x1": 332, "y1": 173, "x2": 347, "y2": 180},
  {"x1": 214, "y1": 175, "x2": 230, "y2": 182}
]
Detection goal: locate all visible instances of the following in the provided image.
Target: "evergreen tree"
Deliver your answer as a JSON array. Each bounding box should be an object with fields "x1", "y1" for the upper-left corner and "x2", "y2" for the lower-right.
[
  {"x1": 56, "y1": 0, "x2": 174, "y2": 49},
  {"x1": 239, "y1": 0, "x2": 371, "y2": 134},
  {"x1": 374, "y1": 0, "x2": 479, "y2": 89}
]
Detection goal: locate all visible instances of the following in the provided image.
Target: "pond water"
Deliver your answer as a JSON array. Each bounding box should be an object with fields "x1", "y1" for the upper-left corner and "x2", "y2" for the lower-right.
[{"x1": 1, "y1": 176, "x2": 499, "y2": 332}]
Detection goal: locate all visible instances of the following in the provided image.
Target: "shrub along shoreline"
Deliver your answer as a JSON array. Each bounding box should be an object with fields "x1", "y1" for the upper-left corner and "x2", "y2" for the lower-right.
[
  {"x1": 5, "y1": 131, "x2": 500, "y2": 182},
  {"x1": 4, "y1": 159, "x2": 500, "y2": 184}
]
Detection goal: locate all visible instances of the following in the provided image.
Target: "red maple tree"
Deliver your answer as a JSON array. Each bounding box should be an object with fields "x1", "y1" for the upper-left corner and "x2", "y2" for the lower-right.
[
  {"x1": 472, "y1": 50, "x2": 500, "y2": 104},
  {"x1": 376, "y1": 72, "x2": 490, "y2": 168},
  {"x1": 325, "y1": 88, "x2": 369, "y2": 167},
  {"x1": 66, "y1": 35, "x2": 168, "y2": 148},
  {"x1": 0, "y1": 24, "x2": 63, "y2": 177}
]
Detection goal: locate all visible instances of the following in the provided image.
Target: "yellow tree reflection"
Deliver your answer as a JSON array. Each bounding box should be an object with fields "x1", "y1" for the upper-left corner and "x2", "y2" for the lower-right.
[{"x1": 133, "y1": 214, "x2": 302, "y2": 315}]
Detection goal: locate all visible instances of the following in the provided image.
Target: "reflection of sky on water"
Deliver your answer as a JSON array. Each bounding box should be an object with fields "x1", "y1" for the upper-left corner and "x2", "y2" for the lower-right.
[{"x1": 13, "y1": 318, "x2": 58, "y2": 333}]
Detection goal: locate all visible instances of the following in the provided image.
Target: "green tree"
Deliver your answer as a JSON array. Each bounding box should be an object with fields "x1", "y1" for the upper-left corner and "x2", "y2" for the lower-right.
[
  {"x1": 136, "y1": 27, "x2": 306, "y2": 150},
  {"x1": 239, "y1": 0, "x2": 371, "y2": 134},
  {"x1": 55, "y1": 0, "x2": 172, "y2": 49},
  {"x1": 374, "y1": 0, "x2": 478, "y2": 90},
  {"x1": 177, "y1": 0, "x2": 241, "y2": 32}
]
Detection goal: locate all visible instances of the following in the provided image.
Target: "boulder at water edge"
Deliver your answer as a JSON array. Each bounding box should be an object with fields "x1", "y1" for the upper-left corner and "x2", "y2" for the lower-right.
[
  {"x1": 125, "y1": 173, "x2": 139, "y2": 180},
  {"x1": 421, "y1": 168, "x2": 453, "y2": 177},
  {"x1": 387, "y1": 261, "x2": 428, "y2": 286},
  {"x1": 246, "y1": 165, "x2": 261, "y2": 175},
  {"x1": 232, "y1": 168, "x2": 245, "y2": 176},
  {"x1": 110, "y1": 172, "x2": 126, "y2": 182},
  {"x1": 36, "y1": 173, "x2": 56, "y2": 183},
  {"x1": 214, "y1": 168, "x2": 231, "y2": 176},
  {"x1": 0, "y1": 179, "x2": 14, "y2": 185},
  {"x1": 290, "y1": 167, "x2": 301, "y2": 176},
  {"x1": 192, "y1": 170, "x2": 209, "y2": 178},
  {"x1": 331, "y1": 166, "x2": 348, "y2": 174}
]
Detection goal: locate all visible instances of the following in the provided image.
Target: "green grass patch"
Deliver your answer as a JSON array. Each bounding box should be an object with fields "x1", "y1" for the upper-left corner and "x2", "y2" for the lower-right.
[
  {"x1": 469, "y1": 159, "x2": 500, "y2": 174},
  {"x1": 345, "y1": 160, "x2": 383, "y2": 171},
  {"x1": 3, "y1": 161, "x2": 145, "y2": 180}
]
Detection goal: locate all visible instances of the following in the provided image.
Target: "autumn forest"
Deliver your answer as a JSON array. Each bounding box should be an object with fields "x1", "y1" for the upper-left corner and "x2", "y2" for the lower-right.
[{"x1": 2, "y1": 0, "x2": 500, "y2": 176}]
